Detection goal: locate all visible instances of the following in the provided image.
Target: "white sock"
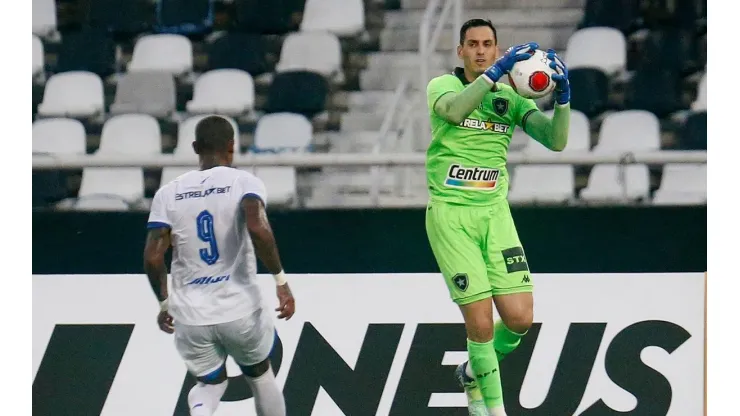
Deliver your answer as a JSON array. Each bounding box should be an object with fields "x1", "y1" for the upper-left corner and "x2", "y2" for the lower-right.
[
  {"x1": 245, "y1": 365, "x2": 286, "y2": 416},
  {"x1": 188, "y1": 380, "x2": 228, "y2": 416},
  {"x1": 465, "y1": 360, "x2": 475, "y2": 379},
  {"x1": 489, "y1": 405, "x2": 508, "y2": 416}
]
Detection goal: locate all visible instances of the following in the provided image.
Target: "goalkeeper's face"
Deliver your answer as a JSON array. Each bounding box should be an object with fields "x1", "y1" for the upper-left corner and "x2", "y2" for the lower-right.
[{"x1": 458, "y1": 26, "x2": 498, "y2": 75}]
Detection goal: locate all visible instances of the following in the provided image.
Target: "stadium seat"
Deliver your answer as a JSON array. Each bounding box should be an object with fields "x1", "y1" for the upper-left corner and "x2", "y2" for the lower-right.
[
  {"x1": 276, "y1": 32, "x2": 342, "y2": 78},
  {"x1": 567, "y1": 68, "x2": 610, "y2": 118},
  {"x1": 580, "y1": 164, "x2": 650, "y2": 202},
  {"x1": 595, "y1": 110, "x2": 661, "y2": 152},
  {"x1": 206, "y1": 33, "x2": 270, "y2": 76},
  {"x1": 234, "y1": 0, "x2": 300, "y2": 35},
  {"x1": 508, "y1": 166, "x2": 575, "y2": 204},
  {"x1": 678, "y1": 111, "x2": 707, "y2": 150},
  {"x1": 264, "y1": 71, "x2": 328, "y2": 118},
  {"x1": 253, "y1": 167, "x2": 297, "y2": 207},
  {"x1": 625, "y1": 70, "x2": 683, "y2": 118},
  {"x1": 155, "y1": 0, "x2": 214, "y2": 36},
  {"x1": 186, "y1": 69, "x2": 255, "y2": 116},
  {"x1": 652, "y1": 164, "x2": 707, "y2": 205},
  {"x1": 74, "y1": 195, "x2": 131, "y2": 211},
  {"x1": 691, "y1": 73, "x2": 707, "y2": 111},
  {"x1": 635, "y1": 29, "x2": 698, "y2": 74},
  {"x1": 98, "y1": 114, "x2": 162, "y2": 154},
  {"x1": 128, "y1": 34, "x2": 193, "y2": 75},
  {"x1": 33, "y1": 0, "x2": 57, "y2": 37},
  {"x1": 565, "y1": 27, "x2": 626, "y2": 75},
  {"x1": 253, "y1": 113, "x2": 313, "y2": 151},
  {"x1": 579, "y1": 0, "x2": 638, "y2": 33},
  {"x1": 300, "y1": 0, "x2": 365, "y2": 36},
  {"x1": 55, "y1": 28, "x2": 116, "y2": 78},
  {"x1": 85, "y1": 0, "x2": 153, "y2": 37},
  {"x1": 78, "y1": 168, "x2": 145, "y2": 204},
  {"x1": 33, "y1": 35, "x2": 44, "y2": 80},
  {"x1": 37, "y1": 71, "x2": 105, "y2": 118},
  {"x1": 530, "y1": 109, "x2": 591, "y2": 153},
  {"x1": 110, "y1": 72, "x2": 176, "y2": 117},
  {"x1": 33, "y1": 118, "x2": 87, "y2": 155}
]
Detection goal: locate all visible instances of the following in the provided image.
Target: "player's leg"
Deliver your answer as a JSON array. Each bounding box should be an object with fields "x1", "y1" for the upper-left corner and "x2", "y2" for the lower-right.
[
  {"x1": 219, "y1": 309, "x2": 285, "y2": 416},
  {"x1": 174, "y1": 324, "x2": 229, "y2": 416},
  {"x1": 484, "y1": 200, "x2": 534, "y2": 362},
  {"x1": 426, "y1": 202, "x2": 505, "y2": 415}
]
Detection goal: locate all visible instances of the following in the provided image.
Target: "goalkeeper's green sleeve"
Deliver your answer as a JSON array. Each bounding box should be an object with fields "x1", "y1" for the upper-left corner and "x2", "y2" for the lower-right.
[
  {"x1": 433, "y1": 76, "x2": 493, "y2": 125},
  {"x1": 523, "y1": 103, "x2": 571, "y2": 151}
]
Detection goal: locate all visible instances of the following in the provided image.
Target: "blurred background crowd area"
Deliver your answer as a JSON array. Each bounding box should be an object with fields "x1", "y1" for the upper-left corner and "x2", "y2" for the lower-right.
[{"x1": 31, "y1": 0, "x2": 707, "y2": 211}]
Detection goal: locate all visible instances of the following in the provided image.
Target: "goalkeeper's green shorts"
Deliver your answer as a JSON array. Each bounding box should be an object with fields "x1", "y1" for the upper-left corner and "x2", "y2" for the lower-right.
[{"x1": 425, "y1": 198, "x2": 534, "y2": 305}]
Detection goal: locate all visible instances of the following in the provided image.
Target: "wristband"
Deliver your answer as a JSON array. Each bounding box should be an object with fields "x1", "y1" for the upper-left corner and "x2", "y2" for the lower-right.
[
  {"x1": 273, "y1": 270, "x2": 288, "y2": 286},
  {"x1": 159, "y1": 298, "x2": 169, "y2": 312}
]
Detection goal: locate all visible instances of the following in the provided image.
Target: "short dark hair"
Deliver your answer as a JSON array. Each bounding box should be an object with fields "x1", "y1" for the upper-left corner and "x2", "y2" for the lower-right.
[
  {"x1": 459, "y1": 18, "x2": 497, "y2": 45},
  {"x1": 194, "y1": 115, "x2": 234, "y2": 154}
]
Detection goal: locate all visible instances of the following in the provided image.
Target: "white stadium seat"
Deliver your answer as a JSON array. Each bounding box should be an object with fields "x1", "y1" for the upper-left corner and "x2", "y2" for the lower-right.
[
  {"x1": 33, "y1": 0, "x2": 57, "y2": 37},
  {"x1": 594, "y1": 110, "x2": 660, "y2": 152},
  {"x1": 691, "y1": 73, "x2": 707, "y2": 111},
  {"x1": 276, "y1": 32, "x2": 342, "y2": 77},
  {"x1": 580, "y1": 164, "x2": 650, "y2": 202},
  {"x1": 653, "y1": 164, "x2": 707, "y2": 205},
  {"x1": 37, "y1": 71, "x2": 105, "y2": 117},
  {"x1": 300, "y1": 0, "x2": 365, "y2": 36},
  {"x1": 254, "y1": 113, "x2": 313, "y2": 151},
  {"x1": 508, "y1": 165, "x2": 575, "y2": 204},
  {"x1": 33, "y1": 35, "x2": 45, "y2": 79},
  {"x1": 98, "y1": 114, "x2": 162, "y2": 155},
  {"x1": 186, "y1": 69, "x2": 255, "y2": 116},
  {"x1": 78, "y1": 168, "x2": 145, "y2": 203},
  {"x1": 565, "y1": 27, "x2": 627, "y2": 74},
  {"x1": 524, "y1": 109, "x2": 591, "y2": 154},
  {"x1": 253, "y1": 167, "x2": 297, "y2": 207},
  {"x1": 128, "y1": 34, "x2": 193, "y2": 75},
  {"x1": 33, "y1": 118, "x2": 87, "y2": 155},
  {"x1": 110, "y1": 72, "x2": 176, "y2": 117},
  {"x1": 74, "y1": 195, "x2": 131, "y2": 211}
]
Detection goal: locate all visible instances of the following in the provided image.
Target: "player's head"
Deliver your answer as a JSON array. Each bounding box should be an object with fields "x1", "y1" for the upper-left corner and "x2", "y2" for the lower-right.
[
  {"x1": 457, "y1": 19, "x2": 499, "y2": 75},
  {"x1": 192, "y1": 115, "x2": 235, "y2": 166}
]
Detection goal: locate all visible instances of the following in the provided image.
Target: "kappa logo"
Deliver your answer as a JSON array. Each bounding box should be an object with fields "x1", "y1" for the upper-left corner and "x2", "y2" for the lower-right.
[
  {"x1": 452, "y1": 273, "x2": 468, "y2": 291},
  {"x1": 521, "y1": 274, "x2": 531, "y2": 284}
]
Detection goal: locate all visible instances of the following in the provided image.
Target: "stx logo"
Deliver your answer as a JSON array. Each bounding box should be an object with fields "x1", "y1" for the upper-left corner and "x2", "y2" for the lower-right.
[{"x1": 33, "y1": 320, "x2": 691, "y2": 415}]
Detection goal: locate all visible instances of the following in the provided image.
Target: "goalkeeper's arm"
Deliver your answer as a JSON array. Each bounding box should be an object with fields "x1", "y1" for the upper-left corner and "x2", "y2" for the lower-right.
[
  {"x1": 524, "y1": 103, "x2": 570, "y2": 152},
  {"x1": 433, "y1": 76, "x2": 494, "y2": 125}
]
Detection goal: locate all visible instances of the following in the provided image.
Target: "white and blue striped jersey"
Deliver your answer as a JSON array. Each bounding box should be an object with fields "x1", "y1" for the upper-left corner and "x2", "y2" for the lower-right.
[{"x1": 147, "y1": 166, "x2": 268, "y2": 326}]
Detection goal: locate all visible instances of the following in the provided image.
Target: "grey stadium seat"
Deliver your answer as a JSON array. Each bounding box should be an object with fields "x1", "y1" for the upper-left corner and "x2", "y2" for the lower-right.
[{"x1": 110, "y1": 72, "x2": 176, "y2": 117}]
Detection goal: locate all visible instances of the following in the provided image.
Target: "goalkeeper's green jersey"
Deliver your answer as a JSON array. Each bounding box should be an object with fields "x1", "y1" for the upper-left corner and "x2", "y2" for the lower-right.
[{"x1": 426, "y1": 68, "x2": 539, "y2": 206}]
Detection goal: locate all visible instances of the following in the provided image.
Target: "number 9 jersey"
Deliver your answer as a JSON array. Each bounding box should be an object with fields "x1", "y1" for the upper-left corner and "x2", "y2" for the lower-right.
[{"x1": 147, "y1": 166, "x2": 268, "y2": 326}]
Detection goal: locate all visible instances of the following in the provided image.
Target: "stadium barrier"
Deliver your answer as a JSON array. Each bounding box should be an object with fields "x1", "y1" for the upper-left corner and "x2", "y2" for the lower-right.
[
  {"x1": 31, "y1": 150, "x2": 708, "y2": 169},
  {"x1": 33, "y1": 273, "x2": 705, "y2": 416}
]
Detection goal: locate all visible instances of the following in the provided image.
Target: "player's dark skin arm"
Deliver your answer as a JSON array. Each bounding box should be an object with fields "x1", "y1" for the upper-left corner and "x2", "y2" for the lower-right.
[
  {"x1": 523, "y1": 103, "x2": 570, "y2": 152},
  {"x1": 143, "y1": 227, "x2": 175, "y2": 333},
  {"x1": 241, "y1": 196, "x2": 296, "y2": 320},
  {"x1": 433, "y1": 76, "x2": 494, "y2": 125}
]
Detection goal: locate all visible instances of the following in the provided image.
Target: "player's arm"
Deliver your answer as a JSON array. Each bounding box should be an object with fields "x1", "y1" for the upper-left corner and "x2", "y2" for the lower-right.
[
  {"x1": 429, "y1": 42, "x2": 539, "y2": 125},
  {"x1": 143, "y1": 226, "x2": 171, "y2": 303},
  {"x1": 241, "y1": 196, "x2": 283, "y2": 275},
  {"x1": 521, "y1": 49, "x2": 572, "y2": 152}
]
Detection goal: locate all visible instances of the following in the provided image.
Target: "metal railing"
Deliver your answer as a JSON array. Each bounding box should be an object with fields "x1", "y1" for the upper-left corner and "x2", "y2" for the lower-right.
[{"x1": 419, "y1": 0, "x2": 463, "y2": 93}]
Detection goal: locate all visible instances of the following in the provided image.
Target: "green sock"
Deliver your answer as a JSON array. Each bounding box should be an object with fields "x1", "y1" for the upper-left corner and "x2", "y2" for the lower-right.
[
  {"x1": 467, "y1": 338, "x2": 504, "y2": 409},
  {"x1": 494, "y1": 320, "x2": 527, "y2": 362}
]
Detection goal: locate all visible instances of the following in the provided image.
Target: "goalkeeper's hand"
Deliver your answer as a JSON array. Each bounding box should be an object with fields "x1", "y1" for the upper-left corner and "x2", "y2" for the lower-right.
[
  {"x1": 547, "y1": 49, "x2": 570, "y2": 105},
  {"x1": 483, "y1": 42, "x2": 539, "y2": 83}
]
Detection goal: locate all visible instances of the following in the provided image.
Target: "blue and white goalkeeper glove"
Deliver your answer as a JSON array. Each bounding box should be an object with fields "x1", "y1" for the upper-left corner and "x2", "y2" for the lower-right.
[
  {"x1": 483, "y1": 42, "x2": 539, "y2": 83},
  {"x1": 547, "y1": 48, "x2": 570, "y2": 105}
]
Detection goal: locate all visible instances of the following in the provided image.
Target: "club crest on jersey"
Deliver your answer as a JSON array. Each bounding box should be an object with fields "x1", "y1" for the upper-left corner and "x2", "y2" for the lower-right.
[
  {"x1": 459, "y1": 118, "x2": 510, "y2": 134},
  {"x1": 493, "y1": 98, "x2": 509, "y2": 116},
  {"x1": 444, "y1": 164, "x2": 499, "y2": 190},
  {"x1": 452, "y1": 273, "x2": 468, "y2": 291}
]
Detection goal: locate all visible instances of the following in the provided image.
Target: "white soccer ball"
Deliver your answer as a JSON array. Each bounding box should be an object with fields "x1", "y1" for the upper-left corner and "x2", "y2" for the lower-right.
[{"x1": 507, "y1": 49, "x2": 558, "y2": 99}]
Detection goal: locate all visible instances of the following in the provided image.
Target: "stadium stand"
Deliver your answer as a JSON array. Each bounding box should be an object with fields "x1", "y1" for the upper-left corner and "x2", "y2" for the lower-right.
[{"x1": 30, "y1": 0, "x2": 706, "y2": 210}]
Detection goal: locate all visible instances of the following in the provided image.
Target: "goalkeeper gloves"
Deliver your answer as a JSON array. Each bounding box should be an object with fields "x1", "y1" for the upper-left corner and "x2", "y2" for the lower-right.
[
  {"x1": 483, "y1": 42, "x2": 539, "y2": 83},
  {"x1": 547, "y1": 49, "x2": 571, "y2": 105}
]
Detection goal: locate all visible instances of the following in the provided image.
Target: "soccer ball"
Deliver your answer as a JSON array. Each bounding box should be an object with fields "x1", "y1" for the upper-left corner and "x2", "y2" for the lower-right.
[{"x1": 507, "y1": 49, "x2": 558, "y2": 99}]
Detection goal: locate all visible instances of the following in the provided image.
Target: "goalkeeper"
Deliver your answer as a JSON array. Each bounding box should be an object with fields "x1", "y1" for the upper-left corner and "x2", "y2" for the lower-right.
[{"x1": 425, "y1": 19, "x2": 571, "y2": 416}]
